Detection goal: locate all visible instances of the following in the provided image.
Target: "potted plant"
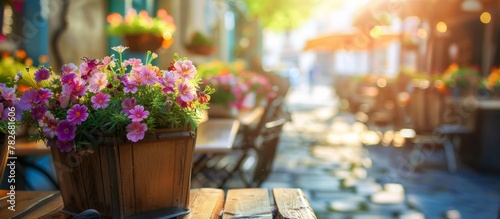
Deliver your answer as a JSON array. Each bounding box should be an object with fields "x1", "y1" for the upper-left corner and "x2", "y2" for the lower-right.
[
  {"x1": 0, "y1": 81, "x2": 22, "y2": 184},
  {"x1": 484, "y1": 67, "x2": 500, "y2": 99},
  {"x1": 107, "y1": 9, "x2": 176, "y2": 53},
  {"x1": 19, "y1": 46, "x2": 213, "y2": 218},
  {"x1": 186, "y1": 31, "x2": 216, "y2": 56},
  {"x1": 441, "y1": 63, "x2": 481, "y2": 97}
]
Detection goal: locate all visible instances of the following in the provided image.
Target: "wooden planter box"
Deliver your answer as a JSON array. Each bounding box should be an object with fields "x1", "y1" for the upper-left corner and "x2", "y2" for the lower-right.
[
  {"x1": 50, "y1": 128, "x2": 196, "y2": 218},
  {"x1": 0, "y1": 134, "x2": 7, "y2": 182}
]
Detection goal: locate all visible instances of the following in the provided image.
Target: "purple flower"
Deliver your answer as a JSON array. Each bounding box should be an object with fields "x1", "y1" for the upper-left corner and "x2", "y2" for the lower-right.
[
  {"x1": 79, "y1": 57, "x2": 99, "y2": 78},
  {"x1": 61, "y1": 63, "x2": 78, "y2": 75},
  {"x1": 174, "y1": 60, "x2": 197, "y2": 80},
  {"x1": 1, "y1": 86, "x2": 16, "y2": 103},
  {"x1": 126, "y1": 122, "x2": 147, "y2": 142},
  {"x1": 56, "y1": 140, "x2": 74, "y2": 153},
  {"x1": 34, "y1": 67, "x2": 51, "y2": 82},
  {"x1": 178, "y1": 82, "x2": 196, "y2": 102},
  {"x1": 88, "y1": 72, "x2": 108, "y2": 93},
  {"x1": 123, "y1": 80, "x2": 138, "y2": 93},
  {"x1": 55, "y1": 120, "x2": 76, "y2": 141},
  {"x1": 32, "y1": 104, "x2": 48, "y2": 120},
  {"x1": 61, "y1": 73, "x2": 77, "y2": 85},
  {"x1": 37, "y1": 88, "x2": 53, "y2": 104},
  {"x1": 0, "y1": 103, "x2": 4, "y2": 119},
  {"x1": 19, "y1": 90, "x2": 39, "y2": 110},
  {"x1": 128, "y1": 105, "x2": 149, "y2": 122},
  {"x1": 91, "y1": 92, "x2": 110, "y2": 109},
  {"x1": 67, "y1": 104, "x2": 88, "y2": 125},
  {"x1": 121, "y1": 98, "x2": 136, "y2": 113}
]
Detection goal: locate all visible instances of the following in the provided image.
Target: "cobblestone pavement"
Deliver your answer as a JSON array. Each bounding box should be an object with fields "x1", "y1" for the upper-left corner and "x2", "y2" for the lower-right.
[{"x1": 226, "y1": 85, "x2": 500, "y2": 219}]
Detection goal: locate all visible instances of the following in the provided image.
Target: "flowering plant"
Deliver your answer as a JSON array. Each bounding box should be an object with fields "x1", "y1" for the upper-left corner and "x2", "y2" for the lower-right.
[
  {"x1": 485, "y1": 67, "x2": 500, "y2": 90},
  {"x1": 20, "y1": 46, "x2": 212, "y2": 154},
  {"x1": 441, "y1": 63, "x2": 481, "y2": 89},
  {"x1": 107, "y1": 9, "x2": 176, "y2": 38},
  {"x1": 0, "y1": 83, "x2": 22, "y2": 134}
]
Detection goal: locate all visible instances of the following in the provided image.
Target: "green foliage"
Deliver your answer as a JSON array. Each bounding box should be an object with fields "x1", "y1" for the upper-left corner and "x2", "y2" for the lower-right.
[
  {"x1": 189, "y1": 31, "x2": 214, "y2": 47},
  {"x1": 243, "y1": 0, "x2": 337, "y2": 31}
]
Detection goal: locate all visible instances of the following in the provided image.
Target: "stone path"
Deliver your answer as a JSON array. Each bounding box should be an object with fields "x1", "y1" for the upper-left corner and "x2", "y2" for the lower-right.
[{"x1": 225, "y1": 84, "x2": 500, "y2": 219}]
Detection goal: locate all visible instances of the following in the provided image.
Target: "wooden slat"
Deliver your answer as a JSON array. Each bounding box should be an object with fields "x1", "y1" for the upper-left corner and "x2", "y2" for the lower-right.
[
  {"x1": 0, "y1": 190, "x2": 62, "y2": 218},
  {"x1": 186, "y1": 188, "x2": 224, "y2": 218},
  {"x1": 118, "y1": 143, "x2": 136, "y2": 217},
  {"x1": 223, "y1": 188, "x2": 272, "y2": 219},
  {"x1": 272, "y1": 188, "x2": 317, "y2": 219},
  {"x1": 81, "y1": 151, "x2": 107, "y2": 215},
  {"x1": 99, "y1": 146, "x2": 113, "y2": 217}
]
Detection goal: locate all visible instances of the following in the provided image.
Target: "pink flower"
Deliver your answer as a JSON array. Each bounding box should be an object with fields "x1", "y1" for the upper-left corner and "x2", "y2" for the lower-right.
[
  {"x1": 91, "y1": 92, "x2": 110, "y2": 109},
  {"x1": 139, "y1": 66, "x2": 158, "y2": 85},
  {"x1": 79, "y1": 57, "x2": 99, "y2": 78},
  {"x1": 173, "y1": 60, "x2": 196, "y2": 80},
  {"x1": 42, "y1": 117, "x2": 60, "y2": 138},
  {"x1": 61, "y1": 63, "x2": 78, "y2": 74},
  {"x1": 122, "y1": 78, "x2": 138, "y2": 93},
  {"x1": 123, "y1": 58, "x2": 142, "y2": 68},
  {"x1": 55, "y1": 120, "x2": 76, "y2": 141},
  {"x1": 121, "y1": 97, "x2": 136, "y2": 113},
  {"x1": 126, "y1": 122, "x2": 147, "y2": 142},
  {"x1": 88, "y1": 72, "x2": 108, "y2": 93},
  {"x1": 128, "y1": 105, "x2": 149, "y2": 122},
  {"x1": 70, "y1": 77, "x2": 87, "y2": 97},
  {"x1": 67, "y1": 104, "x2": 88, "y2": 125},
  {"x1": 178, "y1": 82, "x2": 196, "y2": 102},
  {"x1": 34, "y1": 67, "x2": 50, "y2": 82},
  {"x1": 160, "y1": 71, "x2": 178, "y2": 93}
]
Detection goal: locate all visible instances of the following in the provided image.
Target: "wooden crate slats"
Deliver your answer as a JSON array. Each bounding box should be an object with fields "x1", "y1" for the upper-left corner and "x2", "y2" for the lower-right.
[
  {"x1": 118, "y1": 143, "x2": 135, "y2": 217},
  {"x1": 272, "y1": 188, "x2": 317, "y2": 219},
  {"x1": 222, "y1": 188, "x2": 273, "y2": 219},
  {"x1": 81, "y1": 152, "x2": 107, "y2": 215},
  {"x1": 187, "y1": 188, "x2": 224, "y2": 218}
]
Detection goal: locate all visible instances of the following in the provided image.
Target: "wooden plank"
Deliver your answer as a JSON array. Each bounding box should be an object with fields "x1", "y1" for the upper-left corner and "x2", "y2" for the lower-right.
[
  {"x1": 118, "y1": 143, "x2": 136, "y2": 217},
  {"x1": 223, "y1": 188, "x2": 272, "y2": 219},
  {"x1": 98, "y1": 145, "x2": 113, "y2": 217},
  {"x1": 186, "y1": 188, "x2": 224, "y2": 218},
  {"x1": 272, "y1": 188, "x2": 316, "y2": 219},
  {"x1": 132, "y1": 139, "x2": 177, "y2": 213},
  {"x1": 81, "y1": 150, "x2": 107, "y2": 215},
  {"x1": 50, "y1": 147, "x2": 88, "y2": 214},
  {"x1": 0, "y1": 190, "x2": 61, "y2": 218}
]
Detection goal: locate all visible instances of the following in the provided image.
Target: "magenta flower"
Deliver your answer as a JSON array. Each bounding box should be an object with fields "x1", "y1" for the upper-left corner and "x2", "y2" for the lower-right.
[
  {"x1": 32, "y1": 104, "x2": 48, "y2": 120},
  {"x1": 61, "y1": 73, "x2": 77, "y2": 85},
  {"x1": 61, "y1": 63, "x2": 78, "y2": 75},
  {"x1": 37, "y1": 88, "x2": 53, "y2": 104},
  {"x1": 68, "y1": 77, "x2": 87, "y2": 97},
  {"x1": 91, "y1": 92, "x2": 110, "y2": 109},
  {"x1": 55, "y1": 120, "x2": 76, "y2": 141},
  {"x1": 19, "y1": 90, "x2": 39, "y2": 110},
  {"x1": 56, "y1": 140, "x2": 74, "y2": 153},
  {"x1": 121, "y1": 97, "x2": 136, "y2": 113},
  {"x1": 34, "y1": 67, "x2": 50, "y2": 82},
  {"x1": 178, "y1": 82, "x2": 196, "y2": 102},
  {"x1": 123, "y1": 80, "x2": 138, "y2": 93},
  {"x1": 88, "y1": 72, "x2": 108, "y2": 93},
  {"x1": 126, "y1": 122, "x2": 147, "y2": 142},
  {"x1": 67, "y1": 104, "x2": 88, "y2": 125},
  {"x1": 79, "y1": 57, "x2": 99, "y2": 78},
  {"x1": 175, "y1": 96, "x2": 188, "y2": 108},
  {"x1": 128, "y1": 105, "x2": 149, "y2": 122},
  {"x1": 173, "y1": 60, "x2": 197, "y2": 80}
]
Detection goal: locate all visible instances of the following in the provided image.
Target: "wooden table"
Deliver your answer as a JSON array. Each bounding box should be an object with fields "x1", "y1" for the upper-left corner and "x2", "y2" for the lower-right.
[
  {"x1": 0, "y1": 188, "x2": 316, "y2": 218},
  {"x1": 13, "y1": 119, "x2": 240, "y2": 156}
]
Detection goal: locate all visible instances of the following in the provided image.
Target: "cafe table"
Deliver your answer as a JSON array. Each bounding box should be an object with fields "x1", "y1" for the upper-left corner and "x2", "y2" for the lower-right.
[
  {"x1": 0, "y1": 188, "x2": 316, "y2": 218},
  {"x1": 13, "y1": 118, "x2": 240, "y2": 156}
]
